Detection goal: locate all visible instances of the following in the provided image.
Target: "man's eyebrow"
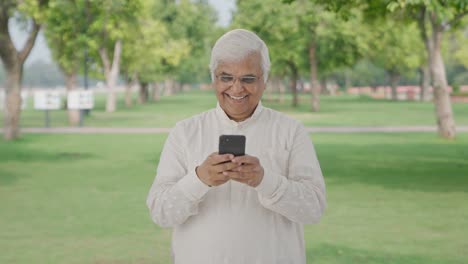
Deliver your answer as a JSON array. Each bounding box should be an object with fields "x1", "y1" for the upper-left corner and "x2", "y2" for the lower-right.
[{"x1": 219, "y1": 72, "x2": 257, "y2": 77}]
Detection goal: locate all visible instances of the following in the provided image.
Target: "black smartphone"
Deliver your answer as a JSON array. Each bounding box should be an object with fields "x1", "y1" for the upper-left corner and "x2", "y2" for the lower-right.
[{"x1": 219, "y1": 135, "x2": 246, "y2": 156}]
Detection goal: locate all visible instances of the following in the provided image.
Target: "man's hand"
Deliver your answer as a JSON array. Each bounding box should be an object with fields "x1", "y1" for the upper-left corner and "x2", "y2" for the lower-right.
[
  {"x1": 224, "y1": 155, "x2": 264, "y2": 187},
  {"x1": 196, "y1": 152, "x2": 240, "y2": 187}
]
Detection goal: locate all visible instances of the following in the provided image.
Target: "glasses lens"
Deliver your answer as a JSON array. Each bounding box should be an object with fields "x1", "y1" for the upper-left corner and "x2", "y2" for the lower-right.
[
  {"x1": 219, "y1": 75, "x2": 234, "y2": 83},
  {"x1": 240, "y1": 76, "x2": 257, "y2": 84}
]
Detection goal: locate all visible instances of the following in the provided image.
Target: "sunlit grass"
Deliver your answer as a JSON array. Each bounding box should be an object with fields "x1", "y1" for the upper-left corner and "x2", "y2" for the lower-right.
[{"x1": 1, "y1": 133, "x2": 467, "y2": 263}]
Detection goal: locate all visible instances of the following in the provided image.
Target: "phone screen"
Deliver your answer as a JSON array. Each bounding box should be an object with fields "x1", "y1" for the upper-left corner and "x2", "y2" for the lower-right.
[{"x1": 219, "y1": 135, "x2": 246, "y2": 156}]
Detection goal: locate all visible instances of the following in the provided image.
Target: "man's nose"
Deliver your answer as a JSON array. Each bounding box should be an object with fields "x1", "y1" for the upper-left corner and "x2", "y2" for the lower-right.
[{"x1": 231, "y1": 78, "x2": 244, "y2": 92}]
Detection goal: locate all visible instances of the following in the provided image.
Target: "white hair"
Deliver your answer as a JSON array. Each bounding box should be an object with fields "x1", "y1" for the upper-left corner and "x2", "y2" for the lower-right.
[{"x1": 209, "y1": 29, "x2": 270, "y2": 83}]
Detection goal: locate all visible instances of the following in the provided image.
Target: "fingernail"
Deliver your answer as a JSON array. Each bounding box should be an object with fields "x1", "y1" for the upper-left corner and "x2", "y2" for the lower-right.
[{"x1": 223, "y1": 171, "x2": 228, "y2": 175}]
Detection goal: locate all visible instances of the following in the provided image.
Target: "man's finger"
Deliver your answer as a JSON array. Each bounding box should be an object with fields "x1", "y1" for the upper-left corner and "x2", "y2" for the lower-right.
[
  {"x1": 231, "y1": 155, "x2": 258, "y2": 165},
  {"x1": 213, "y1": 161, "x2": 239, "y2": 173},
  {"x1": 224, "y1": 171, "x2": 244, "y2": 180},
  {"x1": 210, "y1": 154, "x2": 234, "y2": 165},
  {"x1": 235, "y1": 164, "x2": 256, "y2": 173}
]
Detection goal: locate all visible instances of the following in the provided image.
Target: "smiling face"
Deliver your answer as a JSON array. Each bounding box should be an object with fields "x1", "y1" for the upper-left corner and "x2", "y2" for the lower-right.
[{"x1": 214, "y1": 52, "x2": 266, "y2": 122}]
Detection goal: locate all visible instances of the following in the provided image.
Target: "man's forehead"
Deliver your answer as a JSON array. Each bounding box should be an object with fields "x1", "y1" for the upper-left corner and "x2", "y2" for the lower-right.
[{"x1": 216, "y1": 57, "x2": 262, "y2": 74}]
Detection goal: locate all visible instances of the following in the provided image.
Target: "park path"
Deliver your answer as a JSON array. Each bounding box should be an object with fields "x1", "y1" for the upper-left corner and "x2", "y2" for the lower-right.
[{"x1": 11, "y1": 126, "x2": 468, "y2": 134}]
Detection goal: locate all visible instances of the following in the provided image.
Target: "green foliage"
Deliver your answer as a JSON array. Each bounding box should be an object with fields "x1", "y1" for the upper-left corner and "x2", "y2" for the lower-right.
[
  {"x1": 120, "y1": 0, "x2": 190, "y2": 83},
  {"x1": 85, "y1": 0, "x2": 143, "y2": 71},
  {"x1": 366, "y1": 19, "x2": 423, "y2": 77},
  {"x1": 387, "y1": 0, "x2": 468, "y2": 24},
  {"x1": 348, "y1": 59, "x2": 388, "y2": 87},
  {"x1": 151, "y1": 0, "x2": 219, "y2": 84},
  {"x1": 17, "y1": 0, "x2": 50, "y2": 23},
  {"x1": 233, "y1": 0, "x2": 306, "y2": 77},
  {"x1": 44, "y1": 0, "x2": 87, "y2": 75},
  {"x1": 233, "y1": 0, "x2": 367, "y2": 79}
]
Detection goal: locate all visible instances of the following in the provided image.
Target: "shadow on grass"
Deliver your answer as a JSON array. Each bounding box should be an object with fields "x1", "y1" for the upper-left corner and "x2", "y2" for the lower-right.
[
  {"x1": 0, "y1": 168, "x2": 19, "y2": 186},
  {"x1": 316, "y1": 140, "x2": 468, "y2": 193},
  {"x1": 308, "y1": 243, "x2": 460, "y2": 264},
  {"x1": 0, "y1": 141, "x2": 95, "y2": 185},
  {"x1": 0, "y1": 137, "x2": 94, "y2": 163}
]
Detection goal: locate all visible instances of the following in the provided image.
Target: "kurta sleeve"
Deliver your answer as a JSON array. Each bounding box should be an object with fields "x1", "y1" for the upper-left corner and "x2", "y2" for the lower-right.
[
  {"x1": 255, "y1": 124, "x2": 326, "y2": 224},
  {"x1": 146, "y1": 124, "x2": 211, "y2": 228}
]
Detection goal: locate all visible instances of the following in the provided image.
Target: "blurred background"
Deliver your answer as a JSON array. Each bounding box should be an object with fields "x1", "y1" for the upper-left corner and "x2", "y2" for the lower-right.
[{"x1": 1, "y1": 0, "x2": 467, "y2": 263}]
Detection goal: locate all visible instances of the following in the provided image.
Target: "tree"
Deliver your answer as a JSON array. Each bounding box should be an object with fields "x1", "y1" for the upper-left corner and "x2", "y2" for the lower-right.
[
  {"x1": 396, "y1": 0, "x2": 467, "y2": 138},
  {"x1": 120, "y1": 0, "x2": 190, "y2": 105},
  {"x1": 234, "y1": 0, "x2": 367, "y2": 110},
  {"x1": 233, "y1": 0, "x2": 308, "y2": 107},
  {"x1": 0, "y1": 0, "x2": 49, "y2": 140},
  {"x1": 44, "y1": 0, "x2": 87, "y2": 125},
  {"x1": 86, "y1": 0, "x2": 142, "y2": 112},
  {"x1": 315, "y1": 0, "x2": 468, "y2": 138},
  {"x1": 367, "y1": 19, "x2": 422, "y2": 100},
  {"x1": 168, "y1": 0, "x2": 219, "y2": 86},
  {"x1": 148, "y1": 0, "x2": 217, "y2": 96}
]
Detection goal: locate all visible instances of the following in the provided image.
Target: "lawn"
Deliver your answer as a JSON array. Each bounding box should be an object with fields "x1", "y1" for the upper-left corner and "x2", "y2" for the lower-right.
[
  {"x1": 6, "y1": 89, "x2": 468, "y2": 128},
  {"x1": 1, "y1": 133, "x2": 467, "y2": 263}
]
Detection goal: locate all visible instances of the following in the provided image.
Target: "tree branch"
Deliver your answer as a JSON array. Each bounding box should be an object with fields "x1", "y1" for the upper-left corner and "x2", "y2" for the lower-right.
[
  {"x1": 442, "y1": 10, "x2": 468, "y2": 31},
  {"x1": 111, "y1": 39, "x2": 122, "y2": 74},
  {"x1": 0, "y1": 4, "x2": 18, "y2": 68},
  {"x1": 417, "y1": 7, "x2": 429, "y2": 46},
  {"x1": 99, "y1": 47, "x2": 111, "y2": 79},
  {"x1": 18, "y1": 20, "x2": 41, "y2": 64}
]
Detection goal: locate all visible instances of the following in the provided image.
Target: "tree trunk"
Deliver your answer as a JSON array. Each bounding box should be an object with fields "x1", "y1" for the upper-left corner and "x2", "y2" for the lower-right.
[
  {"x1": 279, "y1": 77, "x2": 286, "y2": 103},
  {"x1": 139, "y1": 82, "x2": 149, "y2": 104},
  {"x1": 64, "y1": 72, "x2": 80, "y2": 126},
  {"x1": 99, "y1": 40, "x2": 122, "y2": 113},
  {"x1": 124, "y1": 73, "x2": 136, "y2": 108},
  {"x1": 419, "y1": 64, "x2": 431, "y2": 101},
  {"x1": 272, "y1": 77, "x2": 281, "y2": 102},
  {"x1": 288, "y1": 62, "x2": 298, "y2": 107},
  {"x1": 0, "y1": 15, "x2": 40, "y2": 140},
  {"x1": 174, "y1": 81, "x2": 181, "y2": 93},
  {"x1": 309, "y1": 41, "x2": 320, "y2": 112},
  {"x1": 389, "y1": 71, "x2": 400, "y2": 101},
  {"x1": 417, "y1": 8, "x2": 433, "y2": 103},
  {"x1": 320, "y1": 78, "x2": 327, "y2": 95},
  {"x1": 344, "y1": 69, "x2": 351, "y2": 91},
  {"x1": 164, "y1": 78, "x2": 174, "y2": 96},
  {"x1": 430, "y1": 26, "x2": 456, "y2": 139},
  {"x1": 152, "y1": 82, "x2": 160, "y2": 102},
  {"x1": 124, "y1": 81, "x2": 133, "y2": 108},
  {"x1": 3, "y1": 65, "x2": 22, "y2": 139}
]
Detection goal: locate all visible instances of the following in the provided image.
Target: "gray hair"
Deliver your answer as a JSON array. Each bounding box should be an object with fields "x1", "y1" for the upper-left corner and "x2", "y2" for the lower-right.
[{"x1": 209, "y1": 29, "x2": 270, "y2": 83}]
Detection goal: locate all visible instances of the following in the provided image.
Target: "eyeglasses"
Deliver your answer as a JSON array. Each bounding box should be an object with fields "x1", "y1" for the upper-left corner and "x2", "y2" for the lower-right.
[{"x1": 216, "y1": 74, "x2": 260, "y2": 86}]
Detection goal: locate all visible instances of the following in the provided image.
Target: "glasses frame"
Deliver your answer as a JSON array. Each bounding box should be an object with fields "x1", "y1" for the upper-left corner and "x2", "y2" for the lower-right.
[{"x1": 216, "y1": 73, "x2": 262, "y2": 87}]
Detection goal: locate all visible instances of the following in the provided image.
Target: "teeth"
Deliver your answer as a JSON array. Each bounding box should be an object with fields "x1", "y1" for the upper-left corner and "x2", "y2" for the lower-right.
[{"x1": 228, "y1": 94, "x2": 247, "y2": 100}]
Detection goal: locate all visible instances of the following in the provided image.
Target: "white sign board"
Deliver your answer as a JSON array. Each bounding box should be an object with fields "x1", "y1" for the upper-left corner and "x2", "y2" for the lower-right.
[
  {"x1": 0, "y1": 90, "x2": 28, "y2": 110},
  {"x1": 34, "y1": 90, "x2": 61, "y2": 110},
  {"x1": 67, "y1": 90, "x2": 94, "y2": 110}
]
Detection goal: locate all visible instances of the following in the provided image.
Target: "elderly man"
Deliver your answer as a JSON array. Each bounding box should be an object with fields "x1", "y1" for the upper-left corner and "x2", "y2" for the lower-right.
[{"x1": 146, "y1": 29, "x2": 326, "y2": 264}]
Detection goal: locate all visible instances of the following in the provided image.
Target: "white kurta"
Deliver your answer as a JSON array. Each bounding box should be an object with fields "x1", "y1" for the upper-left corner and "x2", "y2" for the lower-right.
[{"x1": 147, "y1": 102, "x2": 326, "y2": 264}]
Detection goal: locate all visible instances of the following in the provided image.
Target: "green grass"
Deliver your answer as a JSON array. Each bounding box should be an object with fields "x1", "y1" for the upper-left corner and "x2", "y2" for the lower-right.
[
  {"x1": 6, "y1": 89, "x2": 468, "y2": 128},
  {"x1": 1, "y1": 133, "x2": 467, "y2": 263}
]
